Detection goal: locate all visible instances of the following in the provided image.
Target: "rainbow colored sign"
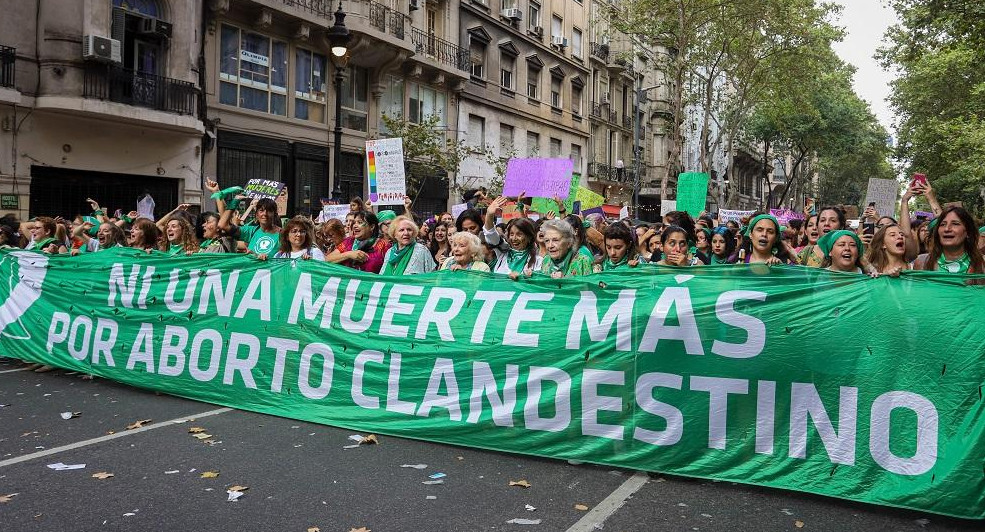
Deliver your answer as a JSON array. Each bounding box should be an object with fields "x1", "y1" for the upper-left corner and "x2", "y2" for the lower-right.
[{"x1": 365, "y1": 138, "x2": 406, "y2": 205}]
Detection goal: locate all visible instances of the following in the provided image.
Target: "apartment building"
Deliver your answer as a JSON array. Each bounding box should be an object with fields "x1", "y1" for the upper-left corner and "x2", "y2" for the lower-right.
[
  {"x1": 204, "y1": 0, "x2": 469, "y2": 217},
  {"x1": 0, "y1": 0, "x2": 203, "y2": 220},
  {"x1": 456, "y1": 0, "x2": 590, "y2": 201}
]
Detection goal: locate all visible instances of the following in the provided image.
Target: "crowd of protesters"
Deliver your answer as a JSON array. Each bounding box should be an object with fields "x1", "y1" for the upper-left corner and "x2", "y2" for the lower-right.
[{"x1": 3, "y1": 177, "x2": 984, "y2": 308}]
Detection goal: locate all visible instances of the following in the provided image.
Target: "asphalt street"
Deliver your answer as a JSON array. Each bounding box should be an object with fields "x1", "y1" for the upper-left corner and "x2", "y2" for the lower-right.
[{"x1": 0, "y1": 356, "x2": 981, "y2": 532}]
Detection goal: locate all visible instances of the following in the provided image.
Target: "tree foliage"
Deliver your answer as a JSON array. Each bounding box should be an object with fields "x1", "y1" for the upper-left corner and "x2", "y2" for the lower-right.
[
  {"x1": 379, "y1": 114, "x2": 473, "y2": 198},
  {"x1": 880, "y1": 0, "x2": 985, "y2": 214}
]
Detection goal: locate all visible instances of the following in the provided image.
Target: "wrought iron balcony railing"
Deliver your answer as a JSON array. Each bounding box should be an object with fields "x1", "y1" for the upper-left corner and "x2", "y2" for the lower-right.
[
  {"x1": 588, "y1": 161, "x2": 614, "y2": 181},
  {"x1": 609, "y1": 110, "x2": 618, "y2": 123},
  {"x1": 0, "y1": 45, "x2": 14, "y2": 89},
  {"x1": 590, "y1": 101, "x2": 602, "y2": 118},
  {"x1": 411, "y1": 27, "x2": 470, "y2": 72},
  {"x1": 83, "y1": 64, "x2": 197, "y2": 116},
  {"x1": 369, "y1": 1, "x2": 406, "y2": 39},
  {"x1": 589, "y1": 42, "x2": 609, "y2": 62},
  {"x1": 280, "y1": 0, "x2": 334, "y2": 16},
  {"x1": 623, "y1": 115, "x2": 633, "y2": 129}
]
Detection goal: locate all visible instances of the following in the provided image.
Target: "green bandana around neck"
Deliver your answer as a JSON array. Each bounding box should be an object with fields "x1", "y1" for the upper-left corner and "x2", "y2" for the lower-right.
[
  {"x1": 937, "y1": 252, "x2": 970, "y2": 274},
  {"x1": 505, "y1": 247, "x2": 530, "y2": 272},
  {"x1": 602, "y1": 252, "x2": 630, "y2": 271},
  {"x1": 351, "y1": 236, "x2": 377, "y2": 253},
  {"x1": 548, "y1": 248, "x2": 575, "y2": 275},
  {"x1": 382, "y1": 243, "x2": 415, "y2": 275}
]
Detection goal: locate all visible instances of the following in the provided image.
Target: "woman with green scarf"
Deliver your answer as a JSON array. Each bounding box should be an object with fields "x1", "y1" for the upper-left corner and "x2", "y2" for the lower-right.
[
  {"x1": 380, "y1": 216, "x2": 435, "y2": 275},
  {"x1": 483, "y1": 196, "x2": 541, "y2": 278},
  {"x1": 738, "y1": 214, "x2": 795, "y2": 265},
  {"x1": 27, "y1": 217, "x2": 67, "y2": 254},
  {"x1": 539, "y1": 219, "x2": 593, "y2": 278},
  {"x1": 913, "y1": 205, "x2": 985, "y2": 275},
  {"x1": 594, "y1": 223, "x2": 645, "y2": 272},
  {"x1": 326, "y1": 210, "x2": 391, "y2": 273}
]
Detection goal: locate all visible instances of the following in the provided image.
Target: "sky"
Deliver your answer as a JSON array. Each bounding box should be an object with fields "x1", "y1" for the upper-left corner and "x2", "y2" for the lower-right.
[{"x1": 830, "y1": 0, "x2": 900, "y2": 134}]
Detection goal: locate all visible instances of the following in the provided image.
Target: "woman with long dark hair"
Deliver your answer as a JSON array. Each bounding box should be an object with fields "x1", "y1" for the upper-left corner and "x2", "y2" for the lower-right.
[
  {"x1": 797, "y1": 207, "x2": 845, "y2": 267},
  {"x1": 913, "y1": 206, "x2": 985, "y2": 274},
  {"x1": 326, "y1": 210, "x2": 390, "y2": 273},
  {"x1": 483, "y1": 196, "x2": 541, "y2": 276},
  {"x1": 708, "y1": 226, "x2": 737, "y2": 265},
  {"x1": 128, "y1": 218, "x2": 161, "y2": 252}
]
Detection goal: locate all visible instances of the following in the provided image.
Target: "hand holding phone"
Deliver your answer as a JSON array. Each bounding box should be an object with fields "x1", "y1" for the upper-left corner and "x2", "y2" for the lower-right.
[{"x1": 912, "y1": 173, "x2": 928, "y2": 188}]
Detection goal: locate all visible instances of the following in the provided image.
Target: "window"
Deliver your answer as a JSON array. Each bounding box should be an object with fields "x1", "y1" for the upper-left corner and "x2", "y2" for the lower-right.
[
  {"x1": 341, "y1": 66, "x2": 369, "y2": 131},
  {"x1": 526, "y1": 131, "x2": 540, "y2": 157},
  {"x1": 550, "y1": 138, "x2": 562, "y2": 158},
  {"x1": 572, "y1": 28, "x2": 583, "y2": 59},
  {"x1": 528, "y1": 1, "x2": 541, "y2": 28},
  {"x1": 571, "y1": 84, "x2": 583, "y2": 115},
  {"x1": 501, "y1": 53, "x2": 515, "y2": 90},
  {"x1": 219, "y1": 24, "x2": 287, "y2": 116},
  {"x1": 470, "y1": 39, "x2": 485, "y2": 79},
  {"x1": 468, "y1": 115, "x2": 486, "y2": 149},
  {"x1": 294, "y1": 48, "x2": 327, "y2": 122},
  {"x1": 379, "y1": 74, "x2": 404, "y2": 133},
  {"x1": 551, "y1": 15, "x2": 563, "y2": 39},
  {"x1": 408, "y1": 82, "x2": 447, "y2": 127},
  {"x1": 570, "y1": 144, "x2": 582, "y2": 173},
  {"x1": 550, "y1": 76, "x2": 562, "y2": 109},
  {"x1": 500, "y1": 124, "x2": 515, "y2": 156},
  {"x1": 527, "y1": 64, "x2": 539, "y2": 98}
]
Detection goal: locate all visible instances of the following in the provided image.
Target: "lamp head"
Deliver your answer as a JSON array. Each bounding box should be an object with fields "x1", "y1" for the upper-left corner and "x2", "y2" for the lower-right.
[{"x1": 327, "y1": 2, "x2": 350, "y2": 58}]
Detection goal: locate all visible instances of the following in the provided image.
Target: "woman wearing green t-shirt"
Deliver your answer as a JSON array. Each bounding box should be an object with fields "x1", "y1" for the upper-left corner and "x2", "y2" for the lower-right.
[
  {"x1": 220, "y1": 198, "x2": 282, "y2": 259},
  {"x1": 160, "y1": 218, "x2": 199, "y2": 256}
]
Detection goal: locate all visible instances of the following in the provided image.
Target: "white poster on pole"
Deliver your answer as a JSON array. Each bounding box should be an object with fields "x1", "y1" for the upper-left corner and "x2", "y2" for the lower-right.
[
  {"x1": 450, "y1": 202, "x2": 468, "y2": 219},
  {"x1": 366, "y1": 138, "x2": 407, "y2": 206},
  {"x1": 321, "y1": 204, "x2": 350, "y2": 222},
  {"x1": 863, "y1": 178, "x2": 899, "y2": 219},
  {"x1": 660, "y1": 200, "x2": 677, "y2": 215}
]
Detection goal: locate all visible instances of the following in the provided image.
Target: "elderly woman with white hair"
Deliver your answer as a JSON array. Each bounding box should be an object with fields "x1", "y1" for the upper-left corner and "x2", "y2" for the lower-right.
[
  {"x1": 439, "y1": 231, "x2": 491, "y2": 272},
  {"x1": 540, "y1": 219, "x2": 593, "y2": 278},
  {"x1": 380, "y1": 216, "x2": 436, "y2": 275}
]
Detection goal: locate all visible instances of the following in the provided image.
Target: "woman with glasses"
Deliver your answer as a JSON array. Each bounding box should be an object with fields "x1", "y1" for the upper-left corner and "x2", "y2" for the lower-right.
[
  {"x1": 327, "y1": 210, "x2": 390, "y2": 273},
  {"x1": 273, "y1": 217, "x2": 324, "y2": 260}
]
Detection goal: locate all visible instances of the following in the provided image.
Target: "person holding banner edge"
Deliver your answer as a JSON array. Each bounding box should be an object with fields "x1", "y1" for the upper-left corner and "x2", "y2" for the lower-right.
[
  {"x1": 483, "y1": 196, "x2": 541, "y2": 277},
  {"x1": 380, "y1": 216, "x2": 435, "y2": 275}
]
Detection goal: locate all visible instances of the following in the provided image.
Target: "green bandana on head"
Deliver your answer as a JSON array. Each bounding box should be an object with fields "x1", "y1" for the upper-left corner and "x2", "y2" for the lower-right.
[
  {"x1": 979, "y1": 226, "x2": 985, "y2": 235},
  {"x1": 743, "y1": 214, "x2": 781, "y2": 237},
  {"x1": 816, "y1": 229, "x2": 864, "y2": 258},
  {"x1": 377, "y1": 210, "x2": 397, "y2": 224}
]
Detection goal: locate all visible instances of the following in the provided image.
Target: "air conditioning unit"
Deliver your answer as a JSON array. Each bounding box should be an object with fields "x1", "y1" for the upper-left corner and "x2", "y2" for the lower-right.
[
  {"x1": 532, "y1": 26, "x2": 544, "y2": 37},
  {"x1": 138, "y1": 17, "x2": 173, "y2": 39},
  {"x1": 501, "y1": 8, "x2": 522, "y2": 20},
  {"x1": 82, "y1": 35, "x2": 121, "y2": 63},
  {"x1": 410, "y1": 0, "x2": 420, "y2": 11},
  {"x1": 551, "y1": 36, "x2": 568, "y2": 48}
]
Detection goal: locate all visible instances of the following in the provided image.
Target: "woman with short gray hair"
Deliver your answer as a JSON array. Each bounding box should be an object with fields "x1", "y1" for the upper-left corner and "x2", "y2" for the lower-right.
[
  {"x1": 539, "y1": 219, "x2": 593, "y2": 278},
  {"x1": 439, "y1": 231, "x2": 490, "y2": 272}
]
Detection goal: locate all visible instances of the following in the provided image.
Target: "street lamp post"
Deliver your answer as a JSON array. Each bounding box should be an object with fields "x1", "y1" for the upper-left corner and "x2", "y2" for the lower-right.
[
  {"x1": 633, "y1": 81, "x2": 662, "y2": 220},
  {"x1": 327, "y1": 2, "x2": 350, "y2": 200}
]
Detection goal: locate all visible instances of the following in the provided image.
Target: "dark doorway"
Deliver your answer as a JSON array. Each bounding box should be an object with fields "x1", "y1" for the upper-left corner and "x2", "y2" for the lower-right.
[{"x1": 29, "y1": 165, "x2": 179, "y2": 219}]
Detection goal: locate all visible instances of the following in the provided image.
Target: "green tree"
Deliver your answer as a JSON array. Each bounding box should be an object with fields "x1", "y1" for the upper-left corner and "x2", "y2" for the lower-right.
[
  {"x1": 379, "y1": 114, "x2": 472, "y2": 200},
  {"x1": 880, "y1": 0, "x2": 985, "y2": 214}
]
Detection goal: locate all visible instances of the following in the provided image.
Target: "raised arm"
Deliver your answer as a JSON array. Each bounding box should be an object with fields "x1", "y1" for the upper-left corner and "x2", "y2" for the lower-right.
[
  {"x1": 923, "y1": 180, "x2": 942, "y2": 216},
  {"x1": 156, "y1": 204, "x2": 190, "y2": 231}
]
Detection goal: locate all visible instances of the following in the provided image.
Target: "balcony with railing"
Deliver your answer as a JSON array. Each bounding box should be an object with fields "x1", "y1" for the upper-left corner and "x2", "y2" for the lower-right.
[
  {"x1": 622, "y1": 115, "x2": 633, "y2": 129},
  {"x1": 608, "y1": 110, "x2": 618, "y2": 123},
  {"x1": 369, "y1": 1, "x2": 406, "y2": 39},
  {"x1": 0, "y1": 45, "x2": 14, "y2": 89},
  {"x1": 279, "y1": 0, "x2": 334, "y2": 15},
  {"x1": 83, "y1": 64, "x2": 197, "y2": 116},
  {"x1": 411, "y1": 27, "x2": 470, "y2": 72},
  {"x1": 588, "y1": 161, "x2": 615, "y2": 181},
  {"x1": 589, "y1": 42, "x2": 609, "y2": 62},
  {"x1": 590, "y1": 101, "x2": 603, "y2": 118}
]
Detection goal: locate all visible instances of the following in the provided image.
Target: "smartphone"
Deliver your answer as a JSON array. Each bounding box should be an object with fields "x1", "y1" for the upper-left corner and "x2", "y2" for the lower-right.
[
  {"x1": 912, "y1": 173, "x2": 928, "y2": 187},
  {"x1": 863, "y1": 222, "x2": 875, "y2": 236}
]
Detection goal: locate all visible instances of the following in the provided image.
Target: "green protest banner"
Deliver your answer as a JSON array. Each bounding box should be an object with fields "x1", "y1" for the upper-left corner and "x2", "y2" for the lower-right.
[
  {"x1": 1, "y1": 249, "x2": 984, "y2": 519},
  {"x1": 676, "y1": 172, "x2": 710, "y2": 216}
]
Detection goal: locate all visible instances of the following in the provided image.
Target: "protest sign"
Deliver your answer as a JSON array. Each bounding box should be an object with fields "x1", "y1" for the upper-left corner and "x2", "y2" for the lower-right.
[
  {"x1": 769, "y1": 208, "x2": 805, "y2": 226},
  {"x1": 575, "y1": 187, "x2": 604, "y2": 210},
  {"x1": 3, "y1": 249, "x2": 985, "y2": 519},
  {"x1": 619, "y1": 206, "x2": 629, "y2": 219},
  {"x1": 913, "y1": 211, "x2": 935, "y2": 221},
  {"x1": 366, "y1": 138, "x2": 407, "y2": 205},
  {"x1": 676, "y1": 172, "x2": 710, "y2": 216},
  {"x1": 450, "y1": 203, "x2": 468, "y2": 219},
  {"x1": 321, "y1": 204, "x2": 349, "y2": 222},
  {"x1": 502, "y1": 159, "x2": 574, "y2": 199},
  {"x1": 660, "y1": 200, "x2": 677, "y2": 215},
  {"x1": 863, "y1": 178, "x2": 899, "y2": 219},
  {"x1": 501, "y1": 201, "x2": 522, "y2": 221},
  {"x1": 530, "y1": 197, "x2": 555, "y2": 214},
  {"x1": 719, "y1": 209, "x2": 755, "y2": 225},
  {"x1": 243, "y1": 179, "x2": 286, "y2": 200},
  {"x1": 581, "y1": 206, "x2": 603, "y2": 216}
]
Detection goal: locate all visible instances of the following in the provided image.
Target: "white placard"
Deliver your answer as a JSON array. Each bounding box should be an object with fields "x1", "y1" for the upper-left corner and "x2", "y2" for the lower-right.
[
  {"x1": 619, "y1": 206, "x2": 629, "y2": 219},
  {"x1": 863, "y1": 178, "x2": 899, "y2": 219},
  {"x1": 240, "y1": 50, "x2": 269, "y2": 67},
  {"x1": 660, "y1": 200, "x2": 677, "y2": 215},
  {"x1": 321, "y1": 204, "x2": 349, "y2": 222},
  {"x1": 450, "y1": 202, "x2": 468, "y2": 219},
  {"x1": 718, "y1": 209, "x2": 755, "y2": 224},
  {"x1": 366, "y1": 138, "x2": 407, "y2": 206}
]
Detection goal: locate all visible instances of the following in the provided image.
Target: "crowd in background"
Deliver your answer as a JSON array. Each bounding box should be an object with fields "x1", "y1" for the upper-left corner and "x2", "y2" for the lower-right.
[{"x1": 2, "y1": 178, "x2": 984, "y2": 283}]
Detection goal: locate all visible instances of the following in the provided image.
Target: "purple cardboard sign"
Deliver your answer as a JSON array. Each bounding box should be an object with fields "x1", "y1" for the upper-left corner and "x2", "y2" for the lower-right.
[
  {"x1": 502, "y1": 158, "x2": 574, "y2": 199},
  {"x1": 769, "y1": 208, "x2": 805, "y2": 226}
]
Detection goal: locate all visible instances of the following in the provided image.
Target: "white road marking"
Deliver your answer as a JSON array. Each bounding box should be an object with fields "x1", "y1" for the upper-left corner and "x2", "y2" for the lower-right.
[
  {"x1": 0, "y1": 367, "x2": 32, "y2": 374},
  {"x1": 0, "y1": 407, "x2": 233, "y2": 469},
  {"x1": 565, "y1": 471, "x2": 650, "y2": 532}
]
